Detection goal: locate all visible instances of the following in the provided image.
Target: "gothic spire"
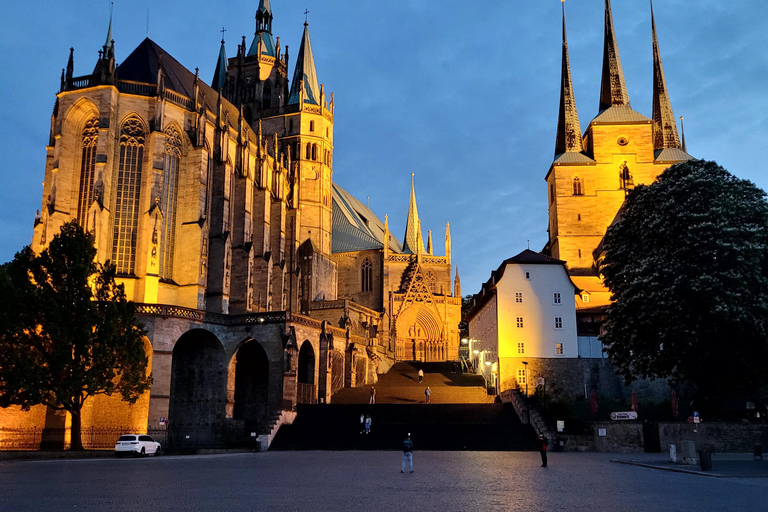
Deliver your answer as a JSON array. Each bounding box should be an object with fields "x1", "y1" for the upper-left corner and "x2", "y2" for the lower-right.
[
  {"x1": 287, "y1": 21, "x2": 320, "y2": 105},
  {"x1": 680, "y1": 116, "x2": 687, "y2": 153},
  {"x1": 598, "y1": 0, "x2": 630, "y2": 112},
  {"x1": 445, "y1": 222, "x2": 452, "y2": 264},
  {"x1": 651, "y1": 1, "x2": 681, "y2": 150},
  {"x1": 555, "y1": 1, "x2": 584, "y2": 157},
  {"x1": 402, "y1": 173, "x2": 424, "y2": 255},
  {"x1": 211, "y1": 36, "x2": 227, "y2": 92},
  {"x1": 454, "y1": 266, "x2": 461, "y2": 298},
  {"x1": 249, "y1": 0, "x2": 276, "y2": 56},
  {"x1": 103, "y1": 3, "x2": 114, "y2": 55}
]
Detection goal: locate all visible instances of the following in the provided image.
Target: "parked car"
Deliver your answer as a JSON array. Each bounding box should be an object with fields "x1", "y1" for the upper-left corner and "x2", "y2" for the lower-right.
[{"x1": 114, "y1": 434, "x2": 162, "y2": 457}]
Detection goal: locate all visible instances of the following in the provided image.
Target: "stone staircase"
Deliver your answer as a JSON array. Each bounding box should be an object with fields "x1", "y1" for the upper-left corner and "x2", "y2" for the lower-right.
[{"x1": 256, "y1": 409, "x2": 297, "y2": 451}]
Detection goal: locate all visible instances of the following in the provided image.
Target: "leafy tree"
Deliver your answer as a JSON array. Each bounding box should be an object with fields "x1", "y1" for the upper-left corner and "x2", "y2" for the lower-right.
[
  {"x1": 459, "y1": 294, "x2": 475, "y2": 339},
  {"x1": 0, "y1": 221, "x2": 151, "y2": 450},
  {"x1": 601, "y1": 159, "x2": 768, "y2": 412}
]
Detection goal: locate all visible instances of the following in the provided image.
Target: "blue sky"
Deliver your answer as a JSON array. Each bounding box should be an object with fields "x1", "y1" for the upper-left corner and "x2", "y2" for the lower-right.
[{"x1": 1, "y1": 0, "x2": 766, "y2": 295}]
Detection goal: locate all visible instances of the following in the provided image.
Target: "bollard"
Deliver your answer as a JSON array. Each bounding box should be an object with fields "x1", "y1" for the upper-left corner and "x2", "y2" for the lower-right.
[
  {"x1": 668, "y1": 444, "x2": 677, "y2": 463},
  {"x1": 754, "y1": 444, "x2": 763, "y2": 461},
  {"x1": 698, "y1": 450, "x2": 712, "y2": 471}
]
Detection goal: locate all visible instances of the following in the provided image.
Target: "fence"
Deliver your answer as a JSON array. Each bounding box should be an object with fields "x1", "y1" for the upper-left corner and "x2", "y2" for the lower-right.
[{"x1": 0, "y1": 427, "x2": 168, "y2": 451}]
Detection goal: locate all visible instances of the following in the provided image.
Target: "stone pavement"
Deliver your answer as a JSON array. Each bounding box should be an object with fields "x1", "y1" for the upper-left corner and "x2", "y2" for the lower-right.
[
  {"x1": 332, "y1": 362, "x2": 494, "y2": 404},
  {"x1": 1, "y1": 451, "x2": 766, "y2": 511},
  {"x1": 614, "y1": 452, "x2": 768, "y2": 478}
]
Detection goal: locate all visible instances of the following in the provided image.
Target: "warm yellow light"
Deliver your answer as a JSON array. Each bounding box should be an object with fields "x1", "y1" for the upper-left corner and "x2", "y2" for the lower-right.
[{"x1": 473, "y1": 350, "x2": 479, "y2": 354}]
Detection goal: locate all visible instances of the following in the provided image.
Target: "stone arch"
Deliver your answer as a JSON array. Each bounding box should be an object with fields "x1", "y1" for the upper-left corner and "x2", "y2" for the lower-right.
[
  {"x1": 395, "y1": 304, "x2": 443, "y2": 362},
  {"x1": 168, "y1": 329, "x2": 226, "y2": 446},
  {"x1": 226, "y1": 338, "x2": 270, "y2": 429},
  {"x1": 297, "y1": 340, "x2": 316, "y2": 404}
]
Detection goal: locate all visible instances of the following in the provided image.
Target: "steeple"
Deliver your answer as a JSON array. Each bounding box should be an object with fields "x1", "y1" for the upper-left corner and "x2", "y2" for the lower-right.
[
  {"x1": 445, "y1": 222, "x2": 452, "y2": 264},
  {"x1": 598, "y1": 0, "x2": 630, "y2": 112},
  {"x1": 402, "y1": 173, "x2": 424, "y2": 255},
  {"x1": 211, "y1": 35, "x2": 227, "y2": 91},
  {"x1": 287, "y1": 22, "x2": 320, "y2": 105},
  {"x1": 426, "y1": 230, "x2": 433, "y2": 256},
  {"x1": 454, "y1": 266, "x2": 461, "y2": 298},
  {"x1": 651, "y1": 1, "x2": 681, "y2": 150},
  {"x1": 554, "y1": 0, "x2": 584, "y2": 157},
  {"x1": 248, "y1": 0, "x2": 276, "y2": 57},
  {"x1": 103, "y1": 3, "x2": 114, "y2": 56}
]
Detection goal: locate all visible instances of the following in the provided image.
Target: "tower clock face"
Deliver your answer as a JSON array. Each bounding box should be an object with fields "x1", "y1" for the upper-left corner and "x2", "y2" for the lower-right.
[{"x1": 617, "y1": 136, "x2": 629, "y2": 146}]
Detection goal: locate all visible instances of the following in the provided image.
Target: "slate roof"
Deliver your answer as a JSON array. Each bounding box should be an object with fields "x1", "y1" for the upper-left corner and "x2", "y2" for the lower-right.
[
  {"x1": 591, "y1": 105, "x2": 652, "y2": 124},
  {"x1": 288, "y1": 23, "x2": 320, "y2": 105},
  {"x1": 118, "y1": 38, "x2": 250, "y2": 141},
  {"x1": 553, "y1": 152, "x2": 596, "y2": 165},
  {"x1": 332, "y1": 183, "x2": 403, "y2": 254},
  {"x1": 654, "y1": 147, "x2": 693, "y2": 163},
  {"x1": 247, "y1": 33, "x2": 276, "y2": 58}
]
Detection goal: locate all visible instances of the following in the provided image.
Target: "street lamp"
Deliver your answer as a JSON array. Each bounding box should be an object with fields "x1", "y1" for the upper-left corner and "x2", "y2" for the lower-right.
[{"x1": 522, "y1": 361, "x2": 528, "y2": 396}]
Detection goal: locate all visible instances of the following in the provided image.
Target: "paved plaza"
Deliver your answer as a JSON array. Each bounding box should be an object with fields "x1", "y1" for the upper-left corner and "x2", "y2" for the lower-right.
[{"x1": 1, "y1": 451, "x2": 766, "y2": 511}]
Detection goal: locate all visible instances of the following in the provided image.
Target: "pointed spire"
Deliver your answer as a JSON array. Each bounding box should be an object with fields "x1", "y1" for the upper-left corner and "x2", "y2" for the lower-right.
[
  {"x1": 211, "y1": 35, "x2": 227, "y2": 92},
  {"x1": 679, "y1": 116, "x2": 687, "y2": 153},
  {"x1": 402, "y1": 173, "x2": 424, "y2": 255},
  {"x1": 249, "y1": 0, "x2": 276, "y2": 56},
  {"x1": 288, "y1": 22, "x2": 320, "y2": 105},
  {"x1": 651, "y1": 1, "x2": 681, "y2": 150},
  {"x1": 66, "y1": 47, "x2": 74, "y2": 83},
  {"x1": 383, "y1": 214, "x2": 390, "y2": 259},
  {"x1": 555, "y1": 1, "x2": 584, "y2": 157},
  {"x1": 445, "y1": 221, "x2": 452, "y2": 264},
  {"x1": 427, "y1": 230, "x2": 433, "y2": 255},
  {"x1": 454, "y1": 266, "x2": 461, "y2": 298},
  {"x1": 599, "y1": 0, "x2": 630, "y2": 112},
  {"x1": 103, "y1": 2, "x2": 114, "y2": 55}
]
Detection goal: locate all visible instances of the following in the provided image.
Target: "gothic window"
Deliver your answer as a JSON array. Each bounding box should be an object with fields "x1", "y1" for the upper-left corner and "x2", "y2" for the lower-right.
[
  {"x1": 361, "y1": 258, "x2": 373, "y2": 292},
  {"x1": 77, "y1": 116, "x2": 99, "y2": 224},
  {"x1": 425, "y1": 271, "x2": 437, "y2": 293},
  {"x1": 159, "y1": 127, "x2": 182, "y2": 280},
  {"x1": 263, "y1": 81, "x2": 272, "y2": 108},
  {"x1": 112, "y1": 116, "x2": 145, "y2": 274},
  {"x1": 306, "y1": 142, "x2": 311, "y2": 160},
  {"x1": 572, "y1": 176, "x2": 583, "y2": 195},
  {"x1": 312, "y1": 144, "x2": 318, "y2": 161}
]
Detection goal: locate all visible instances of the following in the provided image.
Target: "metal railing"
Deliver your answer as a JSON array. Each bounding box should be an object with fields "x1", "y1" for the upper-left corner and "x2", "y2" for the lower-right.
[{"x1": 0, "y1": 427, "x2": 168, "y2": 451}]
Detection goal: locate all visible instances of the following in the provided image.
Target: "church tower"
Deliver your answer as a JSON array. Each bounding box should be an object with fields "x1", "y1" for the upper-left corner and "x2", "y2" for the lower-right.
[{"x1": 545, "y1": 0, "x2": 690, "y2": 295}]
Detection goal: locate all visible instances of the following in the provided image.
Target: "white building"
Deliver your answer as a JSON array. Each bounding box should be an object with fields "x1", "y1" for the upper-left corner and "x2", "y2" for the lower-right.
[{"x1": 467, "y1": 250, "x2": 581, "y2": 394}]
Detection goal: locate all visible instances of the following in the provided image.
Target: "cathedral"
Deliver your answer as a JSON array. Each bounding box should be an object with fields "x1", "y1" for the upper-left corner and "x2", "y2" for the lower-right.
[{"x1": 5, "y1": 0, "x2": 461, "y2": 448}]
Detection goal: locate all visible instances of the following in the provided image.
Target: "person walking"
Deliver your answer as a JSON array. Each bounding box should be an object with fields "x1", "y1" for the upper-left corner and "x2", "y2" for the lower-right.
[
  {"x1": 364, "y1": 414, "x2": 372, "y2": 434},
  {"x1": 401, "y1": 433, "x2": 414, "y2": 473},
  {"x1": 360, "y1": 414, "x2": 365, "y2": 434},
  {"x1": 369, "y1": 386, "x2": 376, "y2": 404},
  {"x1": 424, "y1": 386, "x2": 431, "y2": 403},
  {"x1": 418, "y1": 368, "x2": 424, "y2": 383},
  {"x1": 538, "y1": 434, "x2": 549, "y2": 467}
]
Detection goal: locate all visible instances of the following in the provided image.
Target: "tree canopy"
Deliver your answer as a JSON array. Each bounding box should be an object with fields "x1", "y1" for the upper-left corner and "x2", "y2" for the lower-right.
[
  {"x1": 601, "y1": 159, "x2": 768, "y2": 408},
  {"x1": 0, "y1": 221, "x2": 151, "y2": 450}
]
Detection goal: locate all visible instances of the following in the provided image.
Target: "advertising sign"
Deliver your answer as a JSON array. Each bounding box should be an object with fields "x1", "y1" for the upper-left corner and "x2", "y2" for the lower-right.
[{"x1": 610, "y1": 411, "x2": 638, "y2": 420}]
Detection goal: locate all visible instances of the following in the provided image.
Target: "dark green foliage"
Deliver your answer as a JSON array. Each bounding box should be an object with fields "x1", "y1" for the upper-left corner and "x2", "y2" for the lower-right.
[
  {"x1": 601, "y1": 159, "x2": 768, "y2": 410},
  {"x1": 0, "y1": 221, "x2": 151, "y2": 450}
]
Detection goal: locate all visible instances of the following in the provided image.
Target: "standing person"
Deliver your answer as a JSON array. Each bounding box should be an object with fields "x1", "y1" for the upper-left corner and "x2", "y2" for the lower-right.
[
  {"x1": 424, "y1": 386, "x2": 431, "y2": 403},
  {"x1": 360, "y1": 414, "x2": 365, "y2": 434},
  {"x1": 418, "y1": 369, "x2": 424, "y2": 383},
  {"x1": 364, "y1": 414, "x2": 372, "y2": 434},
  {"x1": 538, "y1": 434, "x2": 549, "y2": 467},
  {"x1": 401, "y1": 433, "x2": 414, "y2": 473},
  {"x1": 369, "y1": 386, "x2": 376, "y2": 404}
]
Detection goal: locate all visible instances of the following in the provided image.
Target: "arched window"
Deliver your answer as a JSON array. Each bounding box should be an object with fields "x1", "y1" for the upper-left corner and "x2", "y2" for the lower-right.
[
  {"x1": 159, "y1": 127, "x2": 182, "y2": 280},
  {"x1": 77, "y1": 116, "x2": 99, "y2": 224},
  {"x1": 112, "y1": 116, "x2": 145, "y2": 274},
  {"x1": 572, "y1": 177, "x2": 583, "y2": 195},
  {"x1": 263, "y1": 81, "x2": 272, "y2": 108},
  {"x1": 426, "y1": 271, "x2": 437, "y2": 293},
  {"x1": 312, "y1": 144, "x2": 318, "y2": 161},
  {"x1": 306, "y1": 142, "x2": 311, "y2": 160},
  {"x1": 361, "y1": 258, "x2": 373, "y2": 292}
]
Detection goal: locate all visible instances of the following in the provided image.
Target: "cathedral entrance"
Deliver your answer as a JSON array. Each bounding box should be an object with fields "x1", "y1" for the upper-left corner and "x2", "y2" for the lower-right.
[
  {"x1": 395, "y1": 305, "x2": 450, "y2": 362},
  {"x1": 169, "y1": 329, "x2": 226, "y2": 449},
  {"x1": 296, "y1": 341, "x2": 316, "y2": 404},
  {"x1": 232, "y1": 340, "x2": 270, "y2": 430}
]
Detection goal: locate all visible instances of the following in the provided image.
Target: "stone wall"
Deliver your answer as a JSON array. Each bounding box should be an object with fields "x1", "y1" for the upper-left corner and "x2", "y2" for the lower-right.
[{"x1": 659, "y1": 422, "x2": 768, "y2": 453}]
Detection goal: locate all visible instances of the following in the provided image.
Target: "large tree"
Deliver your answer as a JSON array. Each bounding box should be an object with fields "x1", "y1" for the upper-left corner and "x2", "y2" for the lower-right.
[
  {"x1": 601, "y1": 159, "x2": 768, "y2": 411},
  {"x1": 0, "y1": 221, "x2": 151, "y2": 450}
]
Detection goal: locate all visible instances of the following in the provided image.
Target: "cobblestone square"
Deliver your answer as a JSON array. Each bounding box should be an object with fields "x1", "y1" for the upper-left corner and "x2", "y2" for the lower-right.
[{"x1": 1, "y1": 451, "x2": 766, "y2": 512}]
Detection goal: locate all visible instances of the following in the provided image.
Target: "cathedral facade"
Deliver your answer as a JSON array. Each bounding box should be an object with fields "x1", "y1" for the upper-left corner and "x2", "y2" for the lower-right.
[{"x1": 5, "y1": 1, "x2": 461, "y2": 449}]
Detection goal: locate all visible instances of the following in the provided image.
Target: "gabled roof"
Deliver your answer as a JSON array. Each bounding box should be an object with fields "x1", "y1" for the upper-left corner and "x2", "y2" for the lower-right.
[
  {"x1": 591, "y1": 105, "x2": 651, "y2": 125},
  {"x1": 654, "y1": 147, "x2": 693, "y2": 163},
  {"x1": 287, "y1": 23, "x2": 320, "y2": 105},
  {"x1": 332, "y1": 183, "x2": 404, "y2": 254},
  {"x1": 118, "y1": 38, "x2": 252, "y2": 141}
]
